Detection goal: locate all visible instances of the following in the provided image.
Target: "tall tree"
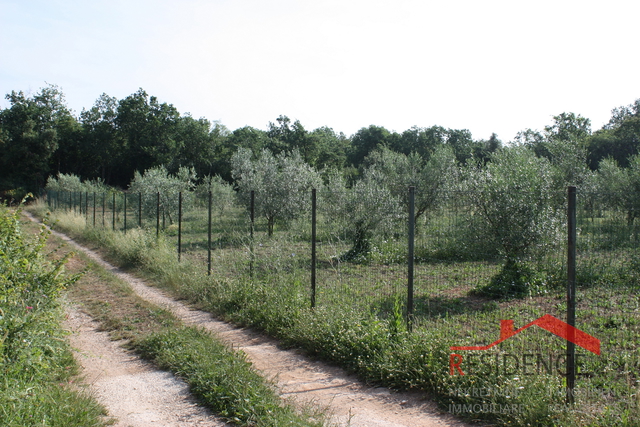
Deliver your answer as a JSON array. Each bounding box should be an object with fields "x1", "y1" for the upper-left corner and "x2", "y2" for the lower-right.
[
  {"x1": 0, "y1": 84, "x2": 77, "y2": 192},
  {"x1": 114, "y1": 89, "x2": 182, "y2": 185},
  {"x1": 307, "y1": 126, "x2": 349, "y2": 171},
  {"x1": 393, "y1": 125, "x2": 448, "y2": 159},
  {"x1": 78, "y1": 93, "x2": 122, "y2": 184},
  {"x1": 348, "y1": 125, "x2": 394, "y2": 167},
  {"x1": 588, "y1": 99, "x2": 640, "y2": 169}
]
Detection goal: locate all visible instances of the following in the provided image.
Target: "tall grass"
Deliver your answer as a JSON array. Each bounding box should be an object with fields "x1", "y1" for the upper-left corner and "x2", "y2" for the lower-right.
[
  {"x1": 0, "y1": 206, "x2": 108, "y2": 426},
  {"x1": 35, "y1": 200, "x2": 640, "y2": 427}
]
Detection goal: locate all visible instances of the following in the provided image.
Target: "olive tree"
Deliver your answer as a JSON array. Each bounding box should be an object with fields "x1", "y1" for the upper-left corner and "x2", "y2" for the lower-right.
[
  {"x1": 465, "y1": 147, "x2": 562, "y2": 261},
  {"x1": 231, "y1": 148, "x2": 321, "y2": 236},
  {"x1": 128, "y1": 166, "x2": 196, "y2": 224},
  {"x1": 322, "y1": 168, "x2": 402, "y2": 261},
  {"x1": 364, "y1": 145, "x2": 456, "y2": 221},
  {"x1": 596, "y1": 155, "x2": 640, "y2": 226},
  {"x1": 464, "y1": 147, "x2": 563, "y2": 297},
  {"x1": 195, "y1": 175, "x2": 235, "y2": 215}
]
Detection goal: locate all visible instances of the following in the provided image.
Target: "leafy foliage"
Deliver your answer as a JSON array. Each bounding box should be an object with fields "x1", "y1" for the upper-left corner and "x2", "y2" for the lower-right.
[
  {"x1": 0, "y1": 207, "x2": 106, "y2": 425},
  {"x1": 364, "y1": 145, "x2": 456, "y2": 220},
  {"x1": 464, "y1": 147, "x2": 563, "y2": 262},
  {"x1": 231, "y1": 148, "x2": 322, "y2": 235},
  {"x1": 45, "y1": 172, "x2": 109, "y2": 194},
  {"x1": 322, "y1": 168, "x2": 401, "y2": 261},
  {"x1": 128, "y1": 166, "x2": 197, "y2": 224}
]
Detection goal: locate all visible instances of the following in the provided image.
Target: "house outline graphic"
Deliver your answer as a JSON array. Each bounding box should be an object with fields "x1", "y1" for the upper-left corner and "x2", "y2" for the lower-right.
[{"x1": 450, "y1": 314, "x2": 600, "y2": 355}]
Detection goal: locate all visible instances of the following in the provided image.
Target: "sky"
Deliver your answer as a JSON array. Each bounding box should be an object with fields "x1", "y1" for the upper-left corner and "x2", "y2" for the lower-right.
[{"x1": 1, "y1": 0, "x2": 639, "y2": 142}]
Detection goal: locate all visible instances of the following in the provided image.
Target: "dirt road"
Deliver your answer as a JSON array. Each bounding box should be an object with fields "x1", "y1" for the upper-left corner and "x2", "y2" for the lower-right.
[{"x1": 42, "y1": 215, "x2": 467, "y2": 427}]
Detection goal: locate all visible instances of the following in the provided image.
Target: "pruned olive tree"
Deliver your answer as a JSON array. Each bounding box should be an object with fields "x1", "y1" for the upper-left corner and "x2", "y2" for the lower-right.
[
  {"x1": 464, "y1": 147, "x2": 563, "y2": 297},
  {"x1": 596, "y1": 155, "x2": 640, "y2": 227},
  {"x1": 322, "y1": 168, "x2": 402, "y2": 262},
  {"x1": 128, "y1": 165, "x2": 197, "y2": 224},
  {"x1": 195, "y1": 175, "x2": 235, "y2": 215},
  {"x1": 364, "y1": 145, "x2": 456, "y2": 221},
  {"x1": 231, "y1": 148, "x2": 322, "y2": 236}
]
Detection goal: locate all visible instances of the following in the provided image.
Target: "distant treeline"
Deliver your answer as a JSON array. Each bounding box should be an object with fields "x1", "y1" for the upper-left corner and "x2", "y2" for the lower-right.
[{"x1": 1, "y1": 84, "x2": 639, "y2": 194}]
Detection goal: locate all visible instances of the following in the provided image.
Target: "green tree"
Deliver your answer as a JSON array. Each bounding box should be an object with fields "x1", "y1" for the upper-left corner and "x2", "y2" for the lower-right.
[
  {"x1": 231, "y1": 148, "x2": 322, "y2": 236},
  {"x1": 0, "y1": 84, "x2": 77, "y2": 192},
  {"x1": 175, "y1": 115, "x2": 227, "y2": 177},
  {"x1": 115, "y1": 89, "x2": 182, "y2": 185},
  {"x1": 128, "y1": 166, "x2": 197, "y2": 224},
  {"x1": 364, "y1": 145, "x2": 456, "y2": 221},
  {"x1": 322, "y1": 168, "x2": 401, "y2": 261},
  {"x1": 596, "y1": 155, "x2": 640, "y2": 226},
  {"x1": 464, "y1": 147, "x2": 563, "y2": 297},
  {"x1": 588, "y1": 99, "x2": 640, "y2": 169},
  {"x1": 195, "y1": 175, "x2": 235, "y2": 215},
  {"x1": 266, "y1": 115, "x2": 312, "y2": 159},
  {"x1": 392, "y1": 126, "x2": 448, "y2": 159},
  {"x1": 307, "y1": 126, "x2": 349, "y2": 171},
  {"x1": 216, "y1": 126, "x2": 271, "y2": 181},
  {"x1": 78, "y1": 93, "x2": 123, "y2": 184},
  {"x1": 348, "y1": 125, "x2": 395, "y2": 167},
  {"x1": 465, "y1": 147, "x2": 562, "y2": 263}
]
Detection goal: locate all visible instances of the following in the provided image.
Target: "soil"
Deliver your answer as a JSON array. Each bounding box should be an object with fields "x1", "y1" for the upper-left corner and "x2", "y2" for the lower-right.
[{"x1": 37, "y1": 214, "x2": 469, "y2": 427}]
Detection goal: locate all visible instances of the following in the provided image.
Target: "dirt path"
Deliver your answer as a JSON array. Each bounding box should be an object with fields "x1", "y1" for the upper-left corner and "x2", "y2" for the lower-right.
[
  {"x1": 65, "y1": 307, "x2": 227, "y2": 427},
  {"x1": 40, "y1": 216, "x2": 467, "y2": 427}
]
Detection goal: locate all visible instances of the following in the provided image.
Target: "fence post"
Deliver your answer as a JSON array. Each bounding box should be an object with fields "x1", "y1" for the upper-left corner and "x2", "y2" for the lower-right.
[
  {"x1": 156, "y1": 192, "x2": 160, "y2": 237},
  {"x1": 112, "y1": 192, "x2": 116, "y2": 231},
  {"x1": 311, "y1": 188, "x2": 317, "y2": 308},
  {"x1": 92, "y1": 192, "x2": 96, "y2": 227},
  {"x1": 208, "y1": 190, "x2": 212, "y2": 276},
  {"x1": 250, "y1": 190, "x2": 255, "y2": 278},
  {"x1": 566, "y1": 186, "x2": 577, "y2": 403},
  {"x1": 407, "y1": 186, "x2": 416, "y2": 332},
  {"x1": 178, "y1": 191, "x2": 182, "y2": 262},
  {"x1": 139, "y1": 192, "x2": 142, "y2": 228},
  {"x1": 124, "y1": 192, "x2": 128, "y2": 233},
  {"x1": 102, "y1": 193, "x2": 106, "y2": 227},
  {"x1": 85, "y1": 191, "x2": 88, "y2": 220}
]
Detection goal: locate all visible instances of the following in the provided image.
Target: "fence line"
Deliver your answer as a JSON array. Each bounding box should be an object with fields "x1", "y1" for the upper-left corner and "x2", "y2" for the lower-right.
[{"x1": 45, "y1": 187, "x2": 639, "y2": 400}]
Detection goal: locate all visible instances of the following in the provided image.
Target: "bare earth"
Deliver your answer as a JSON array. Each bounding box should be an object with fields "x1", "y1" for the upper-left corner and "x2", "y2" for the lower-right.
[{"x1": 46, "y1": 219, "x2": 468, "y2": 427}]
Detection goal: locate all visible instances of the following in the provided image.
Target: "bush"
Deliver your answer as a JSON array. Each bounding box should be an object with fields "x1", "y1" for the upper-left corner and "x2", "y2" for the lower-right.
[{"x1": 0, "y1": 206, "x2": 106, "y2": 425}]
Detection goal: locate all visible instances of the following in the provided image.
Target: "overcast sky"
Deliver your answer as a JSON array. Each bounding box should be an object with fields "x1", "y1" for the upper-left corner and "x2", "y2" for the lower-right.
[{"x1": 1, "y1": 0, "x2": 639, "y2": 141}]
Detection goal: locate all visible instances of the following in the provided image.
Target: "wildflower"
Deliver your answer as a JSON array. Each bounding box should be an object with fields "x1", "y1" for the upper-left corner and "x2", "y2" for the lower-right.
[{"x1": 26, "y1": 306, "x2": 33, "y2": 310}]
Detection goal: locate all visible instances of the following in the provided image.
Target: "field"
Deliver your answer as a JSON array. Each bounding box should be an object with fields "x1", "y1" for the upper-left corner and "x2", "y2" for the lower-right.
[{"x1": 42, "y1": 190, "x2": 640, "y2": 426}]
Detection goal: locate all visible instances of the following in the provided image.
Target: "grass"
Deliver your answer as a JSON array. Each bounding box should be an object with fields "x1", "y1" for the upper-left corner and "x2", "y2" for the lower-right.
[
  {"x1": 32, "y1": 197, "x2": 640, "y2": 427},
  {"x1": 23, "y1": 205, "x2": 326, "y2": 427},
  {"x1": 0, "y1": 206, "x2": 108, "y2": 427}
]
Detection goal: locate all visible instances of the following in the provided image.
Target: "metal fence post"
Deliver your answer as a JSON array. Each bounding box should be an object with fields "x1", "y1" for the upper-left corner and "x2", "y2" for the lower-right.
[
  {"x1": 567, "y1": 186, "x2": 577, "y2": 403},
  {"x1": 311, "y1": 188, "x2": 317, "y2": 308},
  {"x1": 178, "y1": 191, "x2": 182, "y2": 262},
  {"x1": 156, "y1": 192, "x2": 160, "y2": 237},
  {"x1": 407, "y1": 186, "x2": 416, "y2": 332},
  {"x1": 139, "y1": 192, "x2": 142, "y2": 228},
  {"x1": 92, "y1": 192, "x2": 96, "y2": 226},
  {"x1": 208, "y1": 190, "x2": 212, "y2": 276},
  {"x1": 124, "y1": 192, "x2": 128, "y2": 233},
  {"x1": 112, "y1": 192, "x2": 116, "y2": 231},
  {"x1": 250, "y1": 190, "x2": 255, "y2": 278}
]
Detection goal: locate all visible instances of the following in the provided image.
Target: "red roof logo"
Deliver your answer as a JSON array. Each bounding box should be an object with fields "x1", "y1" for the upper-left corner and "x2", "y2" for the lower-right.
[{"x1": 450, "y1": 314, "x2": 600, "y2": 355}]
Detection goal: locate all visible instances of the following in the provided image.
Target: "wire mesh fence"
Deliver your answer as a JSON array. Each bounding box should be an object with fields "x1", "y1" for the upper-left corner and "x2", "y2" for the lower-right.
[
  {"x1": 45, "y1": 188, "x2": 638, "y2": 311},
  {"x1": 45, "y1": 187, "x2": 639, "y2": 401}
]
